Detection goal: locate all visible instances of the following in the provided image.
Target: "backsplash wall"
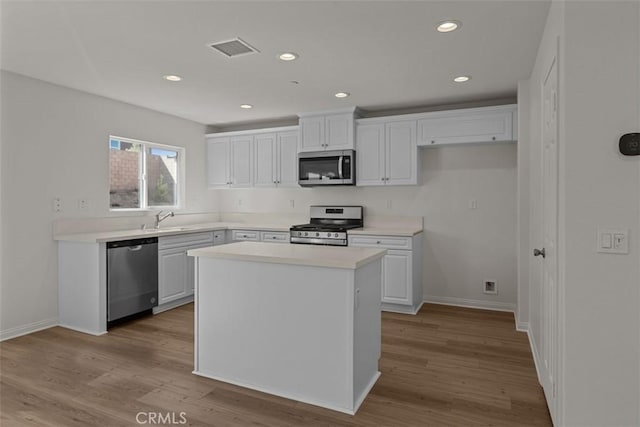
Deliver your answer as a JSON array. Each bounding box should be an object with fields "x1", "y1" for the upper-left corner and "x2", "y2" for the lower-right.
[{"x1": 215, "y1": 144, "x2": 518, "y2": 309}]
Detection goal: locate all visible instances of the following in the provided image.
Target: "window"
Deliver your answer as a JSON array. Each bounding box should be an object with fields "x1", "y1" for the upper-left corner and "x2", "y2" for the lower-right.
[{"x1": 109, "y1": 136, "x2": 184, "y2": 210}]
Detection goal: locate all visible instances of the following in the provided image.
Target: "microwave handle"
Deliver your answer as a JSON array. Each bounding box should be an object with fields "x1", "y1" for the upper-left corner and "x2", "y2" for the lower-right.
[{"x1": 338, "y1": 155, "x2": 343, "y2": 179}]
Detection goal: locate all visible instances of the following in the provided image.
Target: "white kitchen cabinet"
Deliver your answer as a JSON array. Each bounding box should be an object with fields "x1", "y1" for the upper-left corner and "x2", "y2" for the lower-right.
[
  {"x1": 356, "y1": 120, "x2": 418, "y2": 186},
  {"x1": 207, "y1": 137, "x2": 230, "y2": 187},
  {"x1": 231, "y1": 229, "x2": 260, "y2": 241},
  {"x1": 254, "y1": 131, "x2": 299, "y2": 187},
  {"x1": 418, "y1": 105, "x2": 516, "y2": 146},
  {"x1": 206, "y1": 126, "x2": 298, "y2": 189},
  {"x1": 230, "y1": 136, "x2": 253, "y2": 187},
  {"x1": 349, "y1": 233, "x2": 423, "y2": 314},
  {"x1": 157, "y1": 232, "x2": 215, "y2": 308},
  {"x1": 298, "y1": 109, "x2": 357, "y2": 152},
  {"x1": 260, "y1": 231, "x2": 290, "y2": 243}
]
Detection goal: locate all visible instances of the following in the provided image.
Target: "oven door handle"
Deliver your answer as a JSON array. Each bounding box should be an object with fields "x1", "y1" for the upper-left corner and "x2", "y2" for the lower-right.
[{"x1": 338, "y1": 155, "x2": 343, "y2": 179}]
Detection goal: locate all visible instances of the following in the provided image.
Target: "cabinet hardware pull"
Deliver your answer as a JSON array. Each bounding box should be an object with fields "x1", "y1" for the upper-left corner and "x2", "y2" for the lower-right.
[
  {"x1": 376, "y1": 241, "x2": 381, "y2": 244},
  {"x1": 431, "y1": 140, "x2": 435, "y2": 144},
  {"x1": 492, "y1": 136, "x2": 496, "y2": 141}
]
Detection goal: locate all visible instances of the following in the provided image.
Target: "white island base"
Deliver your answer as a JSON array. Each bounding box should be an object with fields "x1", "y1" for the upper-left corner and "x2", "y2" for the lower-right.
[{"x1": 189, "y1": 242, "x2": 385, "y2": 415}]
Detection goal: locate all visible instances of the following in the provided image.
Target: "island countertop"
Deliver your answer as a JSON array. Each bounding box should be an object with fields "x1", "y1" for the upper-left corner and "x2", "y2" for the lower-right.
[{"x1": 188, "y1": 241, "x2": 386, "y2": 270}]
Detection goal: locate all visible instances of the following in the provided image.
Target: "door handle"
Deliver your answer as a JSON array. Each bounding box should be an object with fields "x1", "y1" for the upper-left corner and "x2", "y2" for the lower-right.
[
  {"x1": 533, "y1": 248, "x2": 546, "y2": 258},
  {"x1": 128, "y1": 245, "x2": 143, "y2": 251}
]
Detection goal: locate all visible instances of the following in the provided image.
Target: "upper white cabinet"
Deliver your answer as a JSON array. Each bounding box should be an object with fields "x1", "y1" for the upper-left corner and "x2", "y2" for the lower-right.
[
  {"x1": 356, "y1": 120, "x2": 418, "y2": 186},
  {"x1": 207, "y1": 126, "x2": 299, "y2": 189},
  {"x1": 207, "y1": 137, "x2": 230, "y2": 187},
  {"x1": 230, "y1": 136, "x2": 253, "y2": 187},
  {"x1": 417, "y1": 105, "x2": 516, "y2": 146},
  {"x1": 298, "y1": 108, "x2": 358, "y2": 152}
]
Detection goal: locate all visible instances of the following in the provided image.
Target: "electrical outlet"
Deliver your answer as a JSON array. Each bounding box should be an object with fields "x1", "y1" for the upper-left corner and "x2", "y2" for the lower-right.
[
  {"x1": 78, "y1": 198, "x2": 89, "y2": 210},
  {"x1": 469, "y1": 199, "x2": 478, "y2": 209},
  {"x1": 483, "y1": 280, "x2": 498, "y2": 295},
  {"x1": 237, "y1": 198, "x2": 243, "y2": 207},
  {"x1": 289, "y1": 199, "x2": 295, "y2": 208},
  {"x1": 386, "y1": 200, "x2": 392, "y2": 209}
]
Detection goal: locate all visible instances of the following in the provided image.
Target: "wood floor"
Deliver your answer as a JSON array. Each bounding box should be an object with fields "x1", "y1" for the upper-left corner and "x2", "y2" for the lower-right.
[{"x1": 1, "y1": 304, "x2": 551, "y2": 426}]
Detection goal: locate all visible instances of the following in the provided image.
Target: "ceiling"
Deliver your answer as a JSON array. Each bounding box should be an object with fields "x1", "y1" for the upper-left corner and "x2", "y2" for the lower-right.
[{"x1": 0, "y1": 1, "x2": 550, "y2": 127}]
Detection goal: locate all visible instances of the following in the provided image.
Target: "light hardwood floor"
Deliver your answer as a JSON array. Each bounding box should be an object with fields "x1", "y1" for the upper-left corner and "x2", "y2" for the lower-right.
[{"x1": 1, "y1": 304, "x2": 551, "y2": 426}]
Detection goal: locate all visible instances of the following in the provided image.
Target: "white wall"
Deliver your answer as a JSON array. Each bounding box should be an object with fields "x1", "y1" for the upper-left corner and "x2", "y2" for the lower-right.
[
  {"x1": 217, "y1": 144, "x2": 518, "y2": 310},
  {"x1": 526, "y1": 1, "x2": 640, "y2": 425},
  {"x1": 516, "y1": 81, "x2": 531, "y2": 330},
  {"x1": 0, "y1": 71, "x2": 213, "y2": 338}
]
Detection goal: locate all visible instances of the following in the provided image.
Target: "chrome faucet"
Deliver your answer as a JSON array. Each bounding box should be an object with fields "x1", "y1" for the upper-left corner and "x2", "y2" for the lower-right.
[{"x1": 154, "y1": 210, "x2": 174, "y2": 229}]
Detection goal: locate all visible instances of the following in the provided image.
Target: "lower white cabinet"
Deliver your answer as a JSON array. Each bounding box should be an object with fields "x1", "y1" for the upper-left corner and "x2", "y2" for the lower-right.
[
  {"x1": 230, "y1": 229, "x2": 290, "y2": 243},
  {"x1": 157, "y1": 232, "x2": 219, "y2": 308},
  {"x1": 349, "y1": 233, "x2": 423, "y2": 314}
]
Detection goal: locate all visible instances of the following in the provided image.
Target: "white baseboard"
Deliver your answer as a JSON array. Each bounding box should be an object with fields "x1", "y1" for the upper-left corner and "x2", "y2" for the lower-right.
[
  {"x1": 527, "y1": 328, "x2": 542, "y2": 384},
  {"x1": 0, "y1": 317, "x2": 58, "y2": 342},
  {"x1": 424, "y1": 295, "x2": 516, "y2": 312},
  {"x1": 382, "y1": 301, "x2": 423, "y2": 315},
  {"x1": 58, "y1": 323, "x2": 107, "y2": 336},
  {"x1": 514, "y1": 312, "x2": 529, "y2": 332}
]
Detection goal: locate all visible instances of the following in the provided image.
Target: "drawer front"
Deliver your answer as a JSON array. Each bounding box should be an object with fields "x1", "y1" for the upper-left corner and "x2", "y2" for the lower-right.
[
  {"x1": 159, "y1": 232, "x2": 214, "y2": 250},
  {"x1": 260, "y1": 231, "x2": 290, "y2": 243},
  {"x1": 212, "y1": 230, "x2": 226, "y2": 246},
  {"x1": 231, "y1": 230, "x2": 259, "y2": 241},
  {"x1": 348, "y1": 235, "x2": 412, "y2": 250}
]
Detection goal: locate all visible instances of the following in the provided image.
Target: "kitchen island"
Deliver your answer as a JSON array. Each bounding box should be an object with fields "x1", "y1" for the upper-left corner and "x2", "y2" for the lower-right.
[{"x1": 188, "y1": 241, "x2": 386, "y2": 415}]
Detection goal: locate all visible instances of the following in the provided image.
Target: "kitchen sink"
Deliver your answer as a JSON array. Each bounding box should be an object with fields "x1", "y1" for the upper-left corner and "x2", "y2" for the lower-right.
[{"x1": 142, "y1": 227, "x2": 193, "y2": 233}]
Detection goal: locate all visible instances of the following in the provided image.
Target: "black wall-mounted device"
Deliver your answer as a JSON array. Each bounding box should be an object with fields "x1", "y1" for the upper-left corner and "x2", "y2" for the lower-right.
[{"x1": 619, "y1": 133, "x2": 640, "y2": 156}]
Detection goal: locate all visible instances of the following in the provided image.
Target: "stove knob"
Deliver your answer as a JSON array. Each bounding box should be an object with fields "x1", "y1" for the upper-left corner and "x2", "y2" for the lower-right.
[
  {"x1": 327, "y1": 232, "x2": 331, "y2": 237},
  {"x1": 335, "y1": 233, "x2": 339, "y2": 237},
  {"x1": 303, "y1": 232, "x2": 308, "y2": 237},
  {"x1": 315, "y1": 232, "x2": 320, "y2": 237}
]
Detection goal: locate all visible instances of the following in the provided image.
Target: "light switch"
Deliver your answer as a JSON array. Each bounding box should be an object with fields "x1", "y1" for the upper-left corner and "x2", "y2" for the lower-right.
[{"x1": 597, "y1": 227, "x2": 629, "y2": 254}]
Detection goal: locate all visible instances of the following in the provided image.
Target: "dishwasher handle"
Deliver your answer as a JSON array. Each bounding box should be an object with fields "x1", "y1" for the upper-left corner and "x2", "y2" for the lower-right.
[
  {"x1": 107, "y1": 237, "x2": 158, "y2": 249},
  {"x1": 128, "y1": 245, "x2": 143, "y2": 251}
]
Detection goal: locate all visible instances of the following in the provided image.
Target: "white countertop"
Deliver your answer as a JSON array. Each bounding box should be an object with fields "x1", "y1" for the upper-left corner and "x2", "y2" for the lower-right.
[
  {"x1": 188, "y1": 241, "x2": 387, "y2": 269},
  {"x1": 54, "y1": 222, "x2": 423, "y2": 243}
]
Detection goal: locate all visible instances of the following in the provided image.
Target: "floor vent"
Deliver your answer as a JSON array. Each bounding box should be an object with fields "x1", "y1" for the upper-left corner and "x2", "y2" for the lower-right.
[{"x1": 208, "y1": 38, "x2": 259, "y2": 58}]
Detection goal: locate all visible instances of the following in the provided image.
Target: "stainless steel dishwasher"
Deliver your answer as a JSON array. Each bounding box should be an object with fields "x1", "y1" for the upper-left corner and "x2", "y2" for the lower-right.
[{"x1": 107, "y1": 237, "x2": 158, "y2": 326}]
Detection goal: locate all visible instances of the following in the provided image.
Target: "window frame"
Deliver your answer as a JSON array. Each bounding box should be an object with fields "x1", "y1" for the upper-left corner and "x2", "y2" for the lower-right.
[{"x1": 109, "y1": 135, "x2": 185, "y2": 212}]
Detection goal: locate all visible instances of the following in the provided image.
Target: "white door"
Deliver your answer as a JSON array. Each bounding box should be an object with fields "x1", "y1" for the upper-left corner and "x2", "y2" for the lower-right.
[
  {"x1": 277, "y1": 131, "x2": 299, "y2": 187},
  {"x1": 206, "y1": 138, "x2": 230, "y2": 187},
  {"x1": 254, "y1": 133, "x2": 277, "y2": 187},
  {"x1": 381, "y1": 250, "x2": 412, "y2": 305},
  {"x1": 386, "y1": 121, "x2": 417, "y2": 185},
  {"x1": 356, "y1": 123, "x2": 385, "y2": 186},
  {"x1": 158, "y1": 248, "x2": 188, "y2": 304},
  {"x1": 230, "y1": 136, "x2": 253, "y2": 187},
  {"x1": 539, "y1": 54, "x2": 559, "y2": 421},
  {"x1": 325, "y1": 113, "x2": 352, "y2": 150},
  {"x1": 300, "y1": 116, "x2": 325, "y2": 152}
]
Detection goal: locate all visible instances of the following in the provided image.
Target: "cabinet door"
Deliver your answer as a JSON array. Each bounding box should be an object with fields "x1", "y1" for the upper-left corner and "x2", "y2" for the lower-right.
[
  {"x1": 277, "y1": 131, "x2": 299, "y2": 187},
  {"x1": 382, "y1": 250, "x2": 412, "y2": 305},
  {"x1": 230, "y1": 136, "x2": 253, "y2": 187},
  {"x1": 325, "y1": 113, "x2": 353, "y2": 150},
  {"x1": 254, "y1": 133, "x2": 277, "y2": 187},
  {"x1": 300, "y1": 116, "x2": 325, "y2": 152},
  {"x1": 386, "y1": 121, "x2": 417, "y2": 185},
  {"x1": 356, "y1": 123, "x2": 385, "y2": 186},
  {"x1": 206, "y1": 138, "x2": 230, "y2": 187},
  {"x1": 158, "y1": 248, "x2": 188, "y2": 304},
  {"x1": 418, "y1": 108, "x2": 513, "y2": 146}
]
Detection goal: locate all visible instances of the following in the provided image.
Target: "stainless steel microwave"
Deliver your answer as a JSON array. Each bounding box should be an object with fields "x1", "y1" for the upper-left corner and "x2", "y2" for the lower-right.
[{"x1": 298, "y1": 150, "x2": 355, "y2": 186}]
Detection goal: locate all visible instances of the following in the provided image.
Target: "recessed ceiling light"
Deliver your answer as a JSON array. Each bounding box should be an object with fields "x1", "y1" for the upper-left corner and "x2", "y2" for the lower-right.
[
  {"x1": 279, "y1": 52, "x2": 298, "y2": 61},
  {"x1": 240, "y1": 104, "x2": 253, "y2": 109},
  {"x1": 163, "y1": 75, "x2": 182, "y2": 82},
  {"x1": 437, "y1": 20, "x2": 461, "y2": 33},
  {"x1": 453, "y1": 75, "x2": 471, "y2": 83},
  {"x1": 335, "y1": 92, "x2": 350, "y2": 98}
]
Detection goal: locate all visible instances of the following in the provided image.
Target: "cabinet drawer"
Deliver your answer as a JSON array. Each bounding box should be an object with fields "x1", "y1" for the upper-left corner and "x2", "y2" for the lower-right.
[
  {"x1": 260, "y1": 231, "x2": 290, "y2": 243},
  {"x1": 231, "y1": 230, "x2": 259, "y2": 241},
  {"x1": 213, "y1": 230, "x2": 226, "y2": 245},
  {"x1": 159, "y1": 232, "x2": 214, "y2": 250},
  {"x1": 348, "y1": 235, "x2": 412, "y2": 250}
]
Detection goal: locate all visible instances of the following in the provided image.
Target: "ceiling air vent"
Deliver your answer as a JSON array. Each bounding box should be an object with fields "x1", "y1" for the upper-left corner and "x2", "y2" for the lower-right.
[{"x1": 208, "y1": 38, "x2": 259, "y2": 58}]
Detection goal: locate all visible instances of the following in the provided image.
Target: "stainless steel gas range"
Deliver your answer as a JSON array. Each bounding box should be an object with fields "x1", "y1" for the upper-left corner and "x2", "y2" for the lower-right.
[{"x1": 290, "y1": 205, "x2": 363, "y2": 246}]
